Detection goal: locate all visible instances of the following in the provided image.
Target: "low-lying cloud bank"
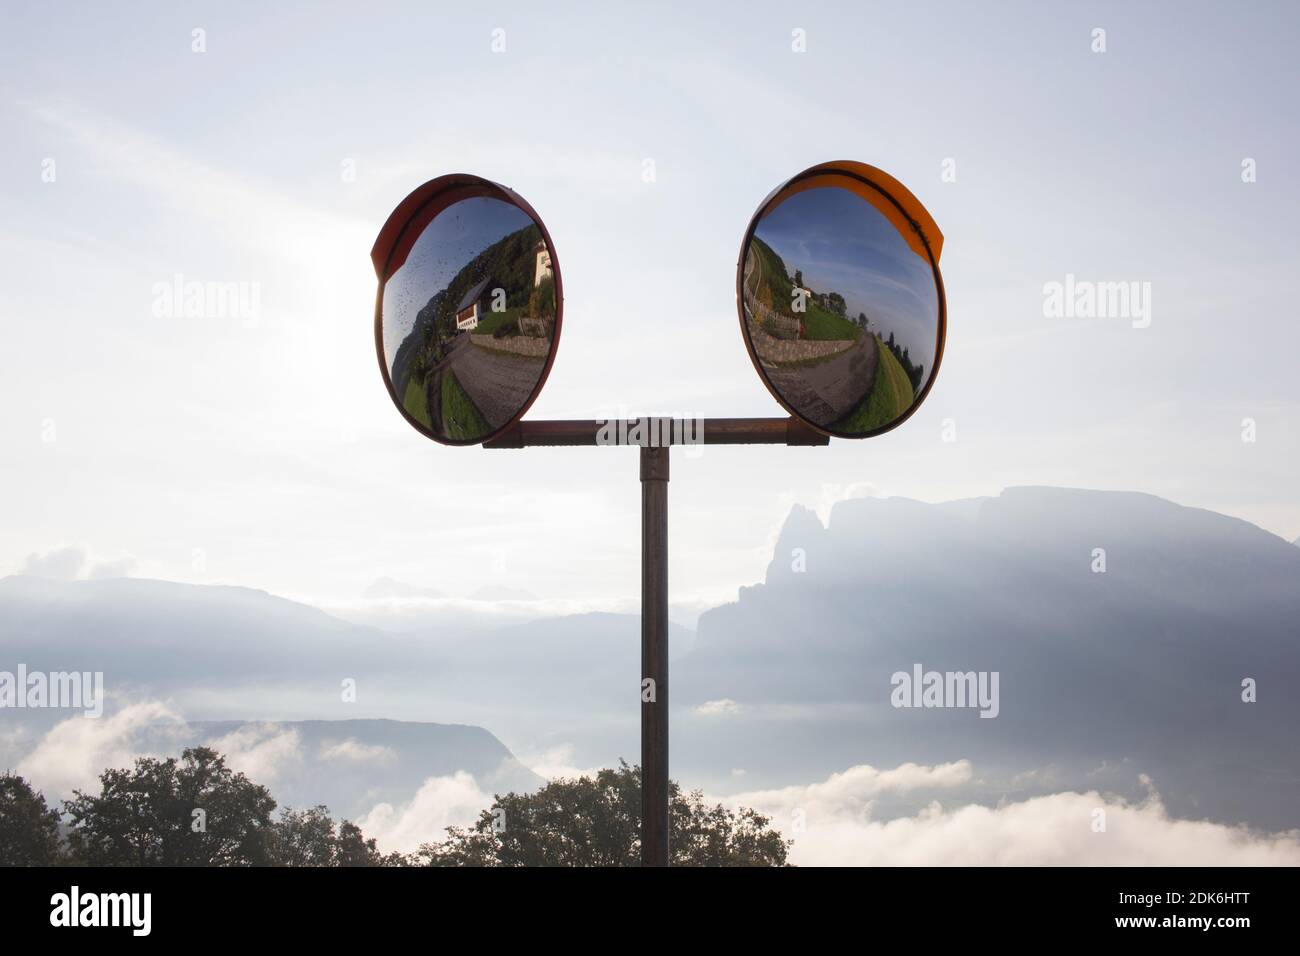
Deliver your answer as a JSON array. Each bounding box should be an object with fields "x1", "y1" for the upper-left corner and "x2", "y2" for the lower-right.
[
  {"x1": 15, "y1": 701, "x2": 185, "y2": 797},
  {"x1": 14, "y1": 708, "x2": 1300, "y2": 864},
  {"x1": 355, "y1": 758, "x2": 1300, "y2": 863},
  {"x1": 725, "y1": 763, "x2": 1300, "y2": 866},
  {"x1": 14, "y1": 703, "x2": 309, "y2": 798},
  {"x1": 18, "y1": 543, "x2": 138, "y2": 580},
  {"x1": 356, "y1": 772, "x2": 491, "y2": 852}
]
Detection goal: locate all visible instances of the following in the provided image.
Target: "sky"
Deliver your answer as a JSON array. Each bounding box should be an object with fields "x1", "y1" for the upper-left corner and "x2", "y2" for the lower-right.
[
  {"x1": 755, "y1": 184, "x2": 939, "y2": 368},
  {"x1": 1, "y1": 0, "x2": 1298, "y2": 619}
]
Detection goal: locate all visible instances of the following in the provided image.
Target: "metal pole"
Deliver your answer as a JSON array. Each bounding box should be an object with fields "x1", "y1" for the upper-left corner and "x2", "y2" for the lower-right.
[
  {"x1": 640, "y1": 444, "x2": 669, "y2": 866},
  {"x1": 484, "y1": 415, "x2": 825, "y2": 866}
]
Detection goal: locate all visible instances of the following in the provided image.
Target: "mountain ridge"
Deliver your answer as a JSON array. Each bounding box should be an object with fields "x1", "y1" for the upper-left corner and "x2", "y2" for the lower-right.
[{"x1": 678, "y1": 485, "x2": 1300, "y2": 828}]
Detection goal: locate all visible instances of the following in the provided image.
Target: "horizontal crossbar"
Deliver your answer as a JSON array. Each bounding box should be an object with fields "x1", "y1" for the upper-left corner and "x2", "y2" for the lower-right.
[{"x1": 483, "y1": 417, "x2": 829, "y2": 448}]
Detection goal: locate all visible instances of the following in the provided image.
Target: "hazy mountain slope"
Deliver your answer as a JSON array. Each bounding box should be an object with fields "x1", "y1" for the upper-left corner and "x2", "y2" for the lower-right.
[
  {"x1": 673, "y1": 487, "x2": 1300, "y2": 828},
  {"x1": 0, "y1": 577, "x2": 678, "y2": 773},
  {"x1": 0, "y1": 576, "x2": 398, "y2": 686}
]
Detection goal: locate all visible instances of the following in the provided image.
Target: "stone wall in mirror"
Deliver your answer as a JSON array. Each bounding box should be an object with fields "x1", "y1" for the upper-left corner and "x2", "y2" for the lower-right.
[
  {"x1": 380, "y1": 191, "x2": 559, "y2": 444},
  {"x1": 741, "y1": 176, "x2": 941, "y2": 437}
]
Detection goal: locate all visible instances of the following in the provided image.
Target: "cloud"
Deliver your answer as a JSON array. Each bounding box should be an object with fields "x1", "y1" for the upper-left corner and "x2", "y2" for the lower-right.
[
  {"x1": 694, "y1": 698, "x2": 743, "y2": 717},
  {"x1": 86, "y1": 555, "x2": 138, "y2": 579},
  {"x1": 511, "y1": 742, "x2": 602, "y2": 781},
  {"x1": 0, "y1": 725, "x2": 32, "y2": 768},
  {"x1": 725, "y1": 761, "x2": 1300, "y2": 866},
  {"x1": 19, "y1": 98, "x2": 373, "y2": 272},
  {"x1": 729, "y1": 760, "x2": 972, "y2": 816},
  {"x1": 16, "y1": 701, "x2": 185, "y2": 798},
  {"x1": 20, "y1": 545, "x2": 87, "y2": 580},
  {"x1": 361, "y1": 577, "x2": 443, "y2": 600},
  {"x1": 19, "y1": 544, "x2": 137, "y2": 580},
  {"x1": 319, "y1": 739, "x2": 396, "y2": 764},
  {"x1": 356, "y1": 772, "x2": 491, "y2": 854},
  {"x1": 207, "y1": 724, "x2": 302, "y2": 786}
]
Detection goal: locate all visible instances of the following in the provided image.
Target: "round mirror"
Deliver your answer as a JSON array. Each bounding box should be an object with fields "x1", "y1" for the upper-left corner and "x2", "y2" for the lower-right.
[
  {"x1": 737, "y1": 161, "x2": 945, "y2": 438},
  {"x1": 372, "y1": 174, "x2": 562, "y2": 446}
]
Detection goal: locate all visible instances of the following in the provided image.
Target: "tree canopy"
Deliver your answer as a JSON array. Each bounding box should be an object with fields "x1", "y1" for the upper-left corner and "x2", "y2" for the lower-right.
[
  {"x1": 63, "y1": 747, "x2": 277, "y2": 866},
  {"x1": 417, "y1": 762, "x2": 789, "y2": 867},
  {"x1": 272, "y1": 805, "x2": 402, "y2": 866},
  {"x1": 0, "y1": 772, "x2": 63, "y2": 866},
  {"x1": 3, "y1": 755, "x2": 789, "y2": 867}
]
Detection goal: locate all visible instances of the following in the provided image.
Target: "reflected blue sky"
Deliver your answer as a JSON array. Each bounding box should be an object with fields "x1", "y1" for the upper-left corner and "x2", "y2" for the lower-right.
[
  {"x1": 755, "y1": 187, "x2": 937, "y2": 371},
  {"x1": 382, "y1": 197, "x2": 534, "y2": 366}
]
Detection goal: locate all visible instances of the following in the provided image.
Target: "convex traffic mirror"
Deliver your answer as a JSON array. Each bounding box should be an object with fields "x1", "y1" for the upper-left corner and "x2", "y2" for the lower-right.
[
  {"x1": 372, "y1": 174, "x2": 562, "y2": 445},
  {"x1": 738, "y1": 161, "x2": 946, "y2": 438}
]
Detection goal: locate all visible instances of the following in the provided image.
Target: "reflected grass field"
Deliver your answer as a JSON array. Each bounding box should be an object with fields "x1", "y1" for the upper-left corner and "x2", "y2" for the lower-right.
[
  {"x1": 800, "y1": 301, "x2": 862, "y2": 342},
  {"x1": 834, "y1": 335, "x2": 914, "y2": 433},
  {"x1": 441, "y1": 369, "x2": 490, "y2": 441},
  {"x1": 471, "y1": 306, "x2": 525, "y2": 337},
  {"x1": 402, "y1": 376, "x2": 433, "y2": 430}
]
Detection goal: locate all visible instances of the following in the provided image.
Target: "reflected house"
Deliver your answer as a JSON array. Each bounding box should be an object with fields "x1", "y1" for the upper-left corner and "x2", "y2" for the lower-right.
[
  {"x1": 772, "y1": 283, "x2": 808, "y2": 339},
  {"x1": 533, "y1": 240, "x2": 552, "y2": 287},
  {"x1": 518, "y1": 241, "x2": 555, "y2": 338},
  {"x1": 455, "y1": 276, "x2": 498, "y2": 332},
  {"x1": 789, "y1": 284, "x2": 814, "y2": 330}
]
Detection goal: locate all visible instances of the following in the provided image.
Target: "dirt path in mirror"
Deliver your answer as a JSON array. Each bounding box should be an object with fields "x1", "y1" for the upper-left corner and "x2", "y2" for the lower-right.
[
  {"x1": 763, "y1": 334, "x2": 878, "y2": 428},
  {"x1": 439, "y1": 334, "x2": 545, "y2": 431}
]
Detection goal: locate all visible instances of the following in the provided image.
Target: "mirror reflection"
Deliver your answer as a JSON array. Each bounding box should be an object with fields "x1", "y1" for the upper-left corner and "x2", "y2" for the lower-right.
[
  {"x1": 381, "y1": 196, "x2": 557, "y2": 443},
  {"x1": 741, "y1": 182, "x2": 940, "y2": 435}
]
